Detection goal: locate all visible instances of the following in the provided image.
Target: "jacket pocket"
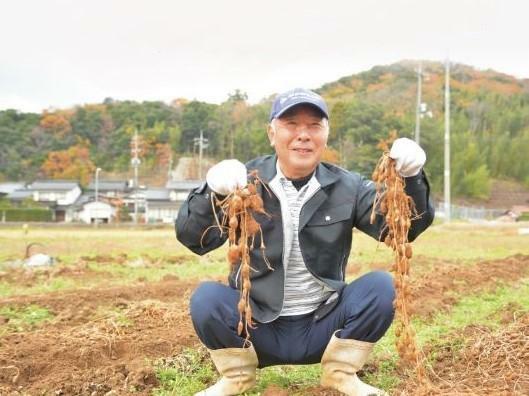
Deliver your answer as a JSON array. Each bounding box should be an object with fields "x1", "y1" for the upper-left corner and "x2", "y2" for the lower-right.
[
  {"x1": 305, "y1": 202, "x2": 353, "y2": 226},
  {"x1": 302, "y1": 202, "x2": 353, "y2": 280}
]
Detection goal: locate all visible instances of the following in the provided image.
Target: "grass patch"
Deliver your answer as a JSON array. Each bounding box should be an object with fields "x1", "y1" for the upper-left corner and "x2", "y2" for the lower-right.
[
  {"x1": 0, "y1": 251, "x2": 227, "y2": 298},
  {"x1": 366, "y1": 278, "x2": 529, "y2": 391},
  {"x1": 0, "y1": 275, "x2": 81, "y2": 298},
  {"x1": 86, "y1": 254, "x2": 227, "y2": 283},
  {"x1": 93, "y1": 305, "x2": 134, "y2": 328},
  {"x1": 153, "y1": 347, "x2": 322, "y2": 396},
  {"x1": 1, "y1": 224, "x2": 528, "y2": 270},
  {"x1": 0, "y1": 304, "x2": 53, "y2": 335},
  {"x1": 254, "y1": 365, "x2": 322, "y2": 394},
  {"x1": 349, "y1": 224, "x2": 529, "y2": 266},
  {"x1": 153, "y1": 346, "x2": 216, "y2": 395},
  {"x1": 154, "y1": 280, "x2": 529, "y2": 395}
]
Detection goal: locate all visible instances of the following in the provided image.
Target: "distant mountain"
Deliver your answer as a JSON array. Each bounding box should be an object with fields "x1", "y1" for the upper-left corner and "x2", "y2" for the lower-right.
[
  {"x1": 1, "y1": 60, "x2": 528, "y2": 202},
  {"x1": 319, "y1": 60, "x2": 528, "y2": 112},
  {"x1": 315, "y1": 61, "x2": 529, "y2": 200}
]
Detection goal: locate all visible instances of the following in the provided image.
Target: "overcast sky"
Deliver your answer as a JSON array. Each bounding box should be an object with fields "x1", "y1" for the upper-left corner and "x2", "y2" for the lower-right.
[{"x1": 1, "y1": 0, "x2": 528, "y2": 113}]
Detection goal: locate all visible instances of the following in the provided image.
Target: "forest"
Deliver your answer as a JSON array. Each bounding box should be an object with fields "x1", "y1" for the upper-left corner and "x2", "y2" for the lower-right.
[{"x1": 1, "y1": 60, "x2": 528, "y2": 199}]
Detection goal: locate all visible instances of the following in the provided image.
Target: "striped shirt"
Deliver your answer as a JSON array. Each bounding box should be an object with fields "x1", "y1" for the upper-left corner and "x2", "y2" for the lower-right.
[{"x1": 269, "y1": 163, "x2": 333, "y2": 316}]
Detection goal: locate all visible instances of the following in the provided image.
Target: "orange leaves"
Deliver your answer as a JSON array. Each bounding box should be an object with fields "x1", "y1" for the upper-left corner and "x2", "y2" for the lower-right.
[
  {"x1": 40, "y1": 144, "x2": 95, "y2": 186},
  {"x1": 39, "y1": 111, "x2": 72, "y2": 138},
  {"x1": 155, "y1": 143, "x2": 172, "y2": 168}
]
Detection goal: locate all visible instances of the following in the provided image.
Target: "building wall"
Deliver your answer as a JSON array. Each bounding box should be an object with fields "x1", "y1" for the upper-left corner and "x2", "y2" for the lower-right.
[{"x1": 78, "y1": 202, "x2": 114, "y2": 224}]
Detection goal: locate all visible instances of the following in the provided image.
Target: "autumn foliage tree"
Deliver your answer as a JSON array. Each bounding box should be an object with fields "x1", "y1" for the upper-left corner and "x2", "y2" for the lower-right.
[
  {"x1": 155, "y1": 143, "x2": 172, "y2": 171},
  {"x1": 41, "y1": 143, "x2": 95, "y2": 186},
  {"x1": 40, "y1": 110, "x2": 72, "y2": 138}
]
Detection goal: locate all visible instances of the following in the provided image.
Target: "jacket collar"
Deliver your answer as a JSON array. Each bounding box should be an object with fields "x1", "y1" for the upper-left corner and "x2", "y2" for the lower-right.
[{"x1": 257, "y1": 155, "x2": 340, "y2": 188}]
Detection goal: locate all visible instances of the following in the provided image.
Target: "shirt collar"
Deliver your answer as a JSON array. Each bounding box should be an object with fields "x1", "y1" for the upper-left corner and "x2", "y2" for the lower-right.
[{"x1": 275, "y1": 161, "x2": 320, "y2": 192}]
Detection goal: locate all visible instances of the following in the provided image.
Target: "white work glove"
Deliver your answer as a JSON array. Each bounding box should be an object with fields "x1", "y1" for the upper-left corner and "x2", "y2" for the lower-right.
[
  {"x1": 389, "y1": 138, "x2": 426, "y2": 177},
  {"x1": 206, "y1": 159, "x2": 248, "y2": 195}
]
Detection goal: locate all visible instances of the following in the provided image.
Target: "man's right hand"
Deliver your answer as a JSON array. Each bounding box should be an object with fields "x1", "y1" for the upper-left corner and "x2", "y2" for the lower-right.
[{"x1": 206, "y1": 159, "x2": 248, "y2": 195}]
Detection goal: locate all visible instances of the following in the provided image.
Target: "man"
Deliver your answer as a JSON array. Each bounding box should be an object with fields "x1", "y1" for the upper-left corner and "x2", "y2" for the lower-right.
[{"x1": 176, "y1": 88, "x2": 434, "y2": 396}]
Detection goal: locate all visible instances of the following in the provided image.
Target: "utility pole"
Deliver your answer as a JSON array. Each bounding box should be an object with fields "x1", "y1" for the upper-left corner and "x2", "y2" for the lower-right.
[
  {"x1": 167, "y1": 153, "x2": 173, "y2": 181},
  {"x1": 131, "y1": 129, "x2": 141, "y2": 224},
  {"x1": 95, "y1": 167, "x2": 102, "y2": 204},
  {"x1": 415, "y1": 61, "x2": 422, "y2": 144},
  {"x1": 94, "y1": 167, "x2": 102, "y2": 227},
  {"x1": 193, "y1": 130, "x2": 209, "y2": 179},
  {"x1": 444, "y1": 59, "x2": 451, "y2": 223}
]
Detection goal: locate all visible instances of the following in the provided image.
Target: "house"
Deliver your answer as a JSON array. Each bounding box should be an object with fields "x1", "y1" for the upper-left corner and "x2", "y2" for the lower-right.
[
  {"x1": 29, "y1": 180, "x2": 81, "y2": 205},
  {"x1": 78, "y1": 200, "x2": 115, "y2": 224},
  {"x1": 144, "y1": 180, "x2": 201, "y2": 223},
  {"x1": 3, "y1": 177, "x2": 201, "y2": 224},
  {"x1": 143, "y1": 188, "x2": 178, "y2": 223},
  {"x1": 86, "y1": 180, "x2": 130, "y2": 199},
  {"x1": 70, "y1": 193, "x2": 116, "y2": 224},
  {"x1": 6, "y1": 180, "x2": 82, "y2": 222},
  {"x1": 165, "y1": 180, "x2": 202, "y2": 201}
]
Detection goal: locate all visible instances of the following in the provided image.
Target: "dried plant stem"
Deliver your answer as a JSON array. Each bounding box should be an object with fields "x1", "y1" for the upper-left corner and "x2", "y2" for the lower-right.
[
  {"x1": 205, "y1": 171, "x2": 271, "y2": 345},
  {"x1": 370, "y1": 133, "x2": 429, "y2": 388}
]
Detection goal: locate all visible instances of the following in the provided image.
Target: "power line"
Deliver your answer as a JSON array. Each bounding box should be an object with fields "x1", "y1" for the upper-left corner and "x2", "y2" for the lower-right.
[
  {"x1": 193, "y1": 130, "x2": 208, "y2": 179},
  {"x1": 131, "y1": 129, "x2": 141, "y2": 224},
  {"x1": 415, "y1": 61, "x2": 422, "y2": 144},
  {"x1": 444, "y1": 59, "x2": 451, "y2": 223}
]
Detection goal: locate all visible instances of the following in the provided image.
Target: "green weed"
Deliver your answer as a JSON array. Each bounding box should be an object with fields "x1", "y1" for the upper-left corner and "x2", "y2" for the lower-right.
[{"x1": 0, "y1": 304, "x2": 53, "y2": 335}]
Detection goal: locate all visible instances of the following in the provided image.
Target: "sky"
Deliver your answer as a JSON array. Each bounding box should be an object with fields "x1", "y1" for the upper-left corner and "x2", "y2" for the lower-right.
[{"x1": 1, "y1": 0, "x2": 528, "y2": 113}]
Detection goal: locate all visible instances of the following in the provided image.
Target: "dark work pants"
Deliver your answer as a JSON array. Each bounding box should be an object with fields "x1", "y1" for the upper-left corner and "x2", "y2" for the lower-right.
[{"x1": 190, "y1": 271, "x2": 395, "y2": 368}]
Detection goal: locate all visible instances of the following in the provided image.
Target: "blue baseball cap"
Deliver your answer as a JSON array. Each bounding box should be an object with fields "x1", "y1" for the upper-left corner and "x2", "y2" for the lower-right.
[{"x1": 269, "y1": 88, "x2": 329, "y2": 122}]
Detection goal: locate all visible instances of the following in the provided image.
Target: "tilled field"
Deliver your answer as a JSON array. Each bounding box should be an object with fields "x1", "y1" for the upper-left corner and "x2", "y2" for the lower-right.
[{"x1": 1, "y1": 254, "x2": 529, "y2": 395}]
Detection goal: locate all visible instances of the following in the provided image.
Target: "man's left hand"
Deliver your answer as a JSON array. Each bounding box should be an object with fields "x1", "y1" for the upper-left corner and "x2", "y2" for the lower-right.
[{"x1": 389, "y1": 137, "x2": 426, "y2": 177}]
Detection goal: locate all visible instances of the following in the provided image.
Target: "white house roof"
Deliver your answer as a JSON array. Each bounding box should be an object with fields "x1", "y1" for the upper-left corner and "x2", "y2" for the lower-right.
[
  {"x1": 144, "y1": 188, "x2": 172, "y2": 201},
  {"x1": 0, "y1": 182, "x2": 26, "y2": 195},
  {"x1": 30, "y1": 180, "x2": 80, "y2": 191},
  {"x1": 87, "y1": 180, "x2": 129, "y2": 191},
  {"x1": 5, "y1": 189, "x2": 33, "y2": 200},
  {"x1": 148, "y1": 201, "x2": 180, "y2": 209},
  {"x1": 71, "y1": 193, "x2": 122, "y2": 209},
  {"x1": 70, "y1": 193, "x2": 93, "y2": 208}
]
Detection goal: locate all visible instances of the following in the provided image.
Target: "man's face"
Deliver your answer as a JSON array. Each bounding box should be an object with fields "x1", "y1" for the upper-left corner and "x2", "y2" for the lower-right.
[{"x1": 267, "y1": 104, "x2": 329, "y2": 179}]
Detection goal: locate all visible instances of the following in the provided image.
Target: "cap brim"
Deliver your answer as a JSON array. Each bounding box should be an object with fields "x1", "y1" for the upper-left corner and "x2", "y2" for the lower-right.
[{"x1": 272, "y1": 100, "x2": 328, "y2": 121}]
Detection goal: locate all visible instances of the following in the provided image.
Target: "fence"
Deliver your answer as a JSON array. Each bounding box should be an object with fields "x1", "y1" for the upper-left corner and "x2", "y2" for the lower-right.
[{"x1": 435, "y1": 202, "x2": 506, "y2": 221}]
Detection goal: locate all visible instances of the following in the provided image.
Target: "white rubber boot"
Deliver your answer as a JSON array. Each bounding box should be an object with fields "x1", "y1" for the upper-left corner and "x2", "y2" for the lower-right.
[
  {"x1": 194, "y1": 344, "x2": 258, "y2": 396},
  {"x1": 321, "y1": 331, "x2": 388, "y2": 396}
]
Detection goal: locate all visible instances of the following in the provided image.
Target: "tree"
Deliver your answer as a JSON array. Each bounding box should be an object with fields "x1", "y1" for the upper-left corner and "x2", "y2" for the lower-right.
[
  {"x1": 40, "y1": 143, "x2": 95, "y2": 186},
  {"x1": 181, "y1": 101, "x2": 217, "y2": 153},
  {"x1": 40, "y1": 111, "x2": 72, "y2": 138}
]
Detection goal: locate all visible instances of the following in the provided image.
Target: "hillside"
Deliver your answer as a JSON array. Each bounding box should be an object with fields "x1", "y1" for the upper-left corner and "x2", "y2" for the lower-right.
[{"x1": 1, "y1": 61, "x2": 528, "y2": 202}]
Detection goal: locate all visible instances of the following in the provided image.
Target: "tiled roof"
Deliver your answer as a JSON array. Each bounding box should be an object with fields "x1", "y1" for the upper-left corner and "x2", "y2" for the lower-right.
[
  {"x1": 0, "y1": 182, "x2": 27, "y2": 195},
  {"x1": 144, "y1": 188, "x2": 172, "y2": 201},
  {"x1": 6, "y1": 189, "x2": 33, "y2": 200},
  {"x1": 30, "y1": 180, "x2": 79, "y2": 191},
  {"x1": 87, "y1": 180, "x2": 129, "y2": 191}
]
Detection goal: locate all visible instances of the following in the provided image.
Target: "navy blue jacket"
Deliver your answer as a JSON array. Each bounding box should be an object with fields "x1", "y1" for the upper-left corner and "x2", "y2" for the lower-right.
[{"x1": 176, "y1": 155, "x2": 435, "y2": 323}]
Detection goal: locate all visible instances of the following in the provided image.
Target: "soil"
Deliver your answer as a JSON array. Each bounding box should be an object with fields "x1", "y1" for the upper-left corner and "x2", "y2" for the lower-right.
[
  {"x1": 1, "y1": 255, "x2": 528, "y2": 395},
  {"x1": 409, "y1": 253, "x2": 529, "y2": 318},
  {"x1": 399, "y1": 310, "x2": 529, "y2": 395},
  {"x1": 0, "y1": 279, "x2": 201, "y2": 395}
]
